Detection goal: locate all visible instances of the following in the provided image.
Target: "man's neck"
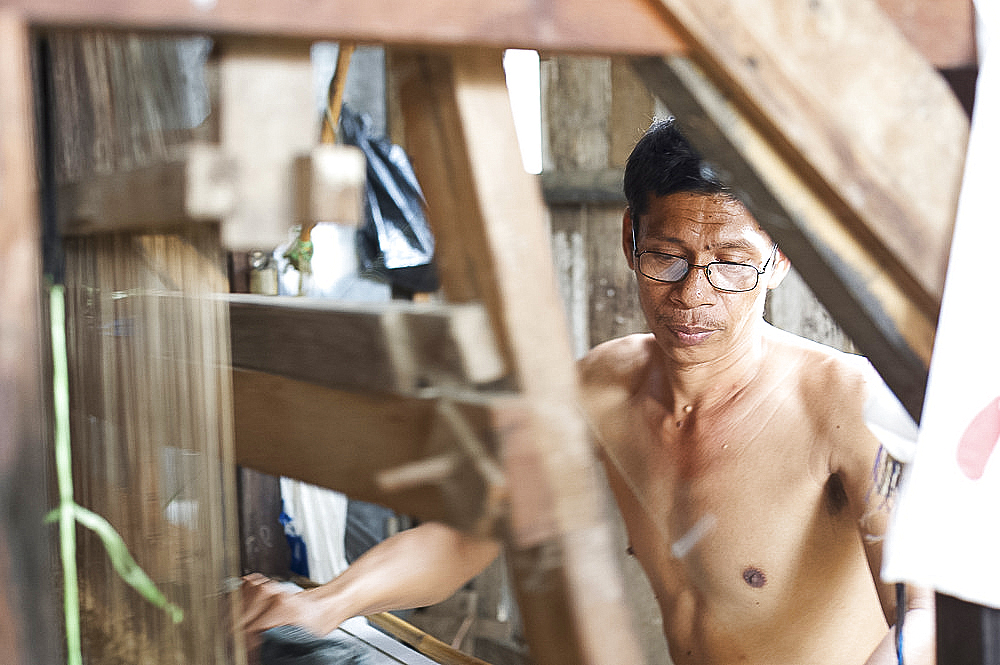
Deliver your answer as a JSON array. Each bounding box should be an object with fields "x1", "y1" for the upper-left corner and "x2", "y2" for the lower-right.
[{"x1": 656, "y1": 322, "x2": 768, "y2": 418}]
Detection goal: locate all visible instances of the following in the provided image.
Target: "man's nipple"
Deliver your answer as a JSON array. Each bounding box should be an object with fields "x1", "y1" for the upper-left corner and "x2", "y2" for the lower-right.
[{"x1": 742, "y1": 566, "x2": 767, "y2": 588}]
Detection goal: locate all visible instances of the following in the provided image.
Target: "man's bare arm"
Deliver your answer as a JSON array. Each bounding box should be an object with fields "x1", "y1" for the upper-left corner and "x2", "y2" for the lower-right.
[{"x1": 240, "y1": 522, "x2": 500, "y2": 639}]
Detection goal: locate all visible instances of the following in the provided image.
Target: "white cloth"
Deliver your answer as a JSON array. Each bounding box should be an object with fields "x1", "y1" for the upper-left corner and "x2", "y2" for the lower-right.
[
  {"x1": 279, "y1": 478, "x2": 350, "y2": 584},
  {"x1": 883, "y1": 0, "x2": 1000, "y2": 609}
]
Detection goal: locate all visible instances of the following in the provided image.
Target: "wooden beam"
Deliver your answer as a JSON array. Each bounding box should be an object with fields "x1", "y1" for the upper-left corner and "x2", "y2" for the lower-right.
[
  {"x1": 642, "y1": 0, "x2": 969, "y2": 317},
  {"x1": 5, "y1": 0, "x2": 976, "y2": 69},
  {"x1": 232, "y1": 369, "x2": 513, "y2": 534},
  {"x1": 632, "y1": 55, "x2": 935, "y2": 419},
  {"x1": 58, "y1": 143, "x2": 235, "y2": 235},
  {"x1": 9, "y1": 0, "x2": 686, "y2": 56},
  {"x1": 392, "y1": 47, "x2": 645, "y2": 665},
  {"x1": 0, "y1": 13, "x2": 60, "y2": 665},
  {"x1": 229, "y1": 294, "x2": 507, "y2": 395}
]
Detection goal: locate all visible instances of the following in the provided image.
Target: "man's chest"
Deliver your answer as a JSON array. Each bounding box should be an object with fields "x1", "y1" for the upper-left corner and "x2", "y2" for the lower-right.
[{"x1": 598, "y1": 399, "x2": 862, "y2": 611}]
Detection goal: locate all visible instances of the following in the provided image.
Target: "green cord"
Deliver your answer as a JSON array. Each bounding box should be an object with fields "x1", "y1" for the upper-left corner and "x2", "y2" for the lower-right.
[
  {"x1": 48, "y1": 285, "x2": 183, "y2": 665},
  {"x1": 50, "y1": 285, "x2": 81, "y2": 665}
]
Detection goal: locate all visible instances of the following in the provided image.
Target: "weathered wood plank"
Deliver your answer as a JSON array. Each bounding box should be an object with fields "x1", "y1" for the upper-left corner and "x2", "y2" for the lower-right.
[
  {"x1": 58, "y1": 142, "x2": 365, "y2": 236},
  {"x1": 0, "y1": 14, "x2": 60, "y2": 665},
  {"x1": 58, "y1": 143, "x2": 235, "y2": 235},
  {"x1": 7, "y1": 0, "x2": 976, "y2": 69},
  {"x1": 13, "y1": 0, "x2": 686, "y2": 56},
  {"x1": 229, "y1": 294, "x2": 507, "y2": 395},
  {"x1": 215, "y1": 39, "x2": 317, "y2": 252},
  {"x1": 393, "y1": 48, "x2": 645, "y2": 665},
  {"x1": 632, "y1": 55, "x2": 936, "y2": 419},
  {"x1": 231, "y1": 369, "x2": 514, "y2": 533},
  {"x1": 642, "y1": 0, "x2": 970, "y2": 314}
]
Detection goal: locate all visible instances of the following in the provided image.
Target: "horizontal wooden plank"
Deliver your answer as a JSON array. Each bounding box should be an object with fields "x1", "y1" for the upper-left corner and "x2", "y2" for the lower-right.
[
  {"x1": 58, "y1": 143, "x2": 236, "y2": 235},
  {"x1": 229, "y1": 294, "x2": 507, "y2": 395},
  {"x1": 232, "y1": 368, "x2": 520, "y2": 532},
  {"x1": 14, "y1": 0, "x2": 687, "y2": 56},
  {"x1": 541, "y1": 168, "x2": 626, "y2": 205},
  {"x1": 9, "y1": 0, "x2": 975, "y2": 67}
]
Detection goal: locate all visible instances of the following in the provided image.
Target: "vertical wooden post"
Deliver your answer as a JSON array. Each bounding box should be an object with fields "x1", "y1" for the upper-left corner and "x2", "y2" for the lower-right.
[
  {"x1": 0, "y1": 11, "x2": 61, "y2": 665},
  {"x1": 392, "y1": 47, "x2": 646, "y2": 665}
]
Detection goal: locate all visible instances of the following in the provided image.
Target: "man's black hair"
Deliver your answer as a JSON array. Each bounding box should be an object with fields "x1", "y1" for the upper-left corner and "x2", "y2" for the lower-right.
[{"x1": 623, "y1": 117, "x2": 731, "y2": 223}]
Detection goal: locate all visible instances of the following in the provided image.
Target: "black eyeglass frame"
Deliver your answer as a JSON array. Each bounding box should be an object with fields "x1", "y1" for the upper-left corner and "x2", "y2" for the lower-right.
[{"x1": 633, "y1": 240, "x2": 780, "y2": 293}]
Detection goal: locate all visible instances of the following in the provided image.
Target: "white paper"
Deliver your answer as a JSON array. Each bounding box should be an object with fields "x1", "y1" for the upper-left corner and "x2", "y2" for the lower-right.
[{"x1": 882, "y1": 0, "x2": 1000, "y2": 609}]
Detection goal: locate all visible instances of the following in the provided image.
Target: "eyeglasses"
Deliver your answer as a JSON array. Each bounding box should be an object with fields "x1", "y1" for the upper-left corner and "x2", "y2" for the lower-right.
[{"x1": 634, "y1": 243, "x2": 779, "y2": 293}]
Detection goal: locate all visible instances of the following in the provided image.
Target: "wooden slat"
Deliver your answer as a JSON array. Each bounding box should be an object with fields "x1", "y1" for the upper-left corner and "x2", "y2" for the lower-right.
[
  {"x1": 216, "y1": 39, "x2": 318, "y2": 252},
  {"x1": 393, "y1": 48, "x2": 645, "y2": 665},
  {"x1": 7, "y1": 0, "x2": 976, "y2": 69},
  {"x1": 0, "y1": 13, "x2": 61, "y2": 665},
  {"x1": 643, "y1": 0, "x2": 970, "y2": 315},
  {"x1": 229, "y1": 294, "x2": 507, "y2": 395},
  {"x1": 232, "y1": 368, "x2": 515, "y2": 533},
  {"x1": 631, "y1": 55, "x2": 935, "y2": 419},
  {"x1": 58, "y1": 143, "x2": 235, "y2": 235},
  {"x1": 12, "y1": 0, "x2": 686, "y2": 56}
]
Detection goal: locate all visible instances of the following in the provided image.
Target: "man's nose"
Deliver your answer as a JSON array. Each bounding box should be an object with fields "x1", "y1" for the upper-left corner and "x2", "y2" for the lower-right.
[{"x1": 670, "y1": 265, "x2": 713, "y2": 307}]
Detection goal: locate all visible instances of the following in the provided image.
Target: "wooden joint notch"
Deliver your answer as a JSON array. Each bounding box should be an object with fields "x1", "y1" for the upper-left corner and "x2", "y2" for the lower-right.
[
  {"x1": 376, "y1": 397, "x2": 512, "y2": 536},
  {"x1": 293, "y1": 144, "x2": 366, "y2": 228},
  {"x1": 58, "y1": 142, "x2": 236, "y2": 236}
]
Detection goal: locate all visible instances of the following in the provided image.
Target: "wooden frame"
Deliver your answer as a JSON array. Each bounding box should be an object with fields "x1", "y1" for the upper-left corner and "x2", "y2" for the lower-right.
[{"x1": 0, "y1": 0, "x2": 981, "y2": 664}]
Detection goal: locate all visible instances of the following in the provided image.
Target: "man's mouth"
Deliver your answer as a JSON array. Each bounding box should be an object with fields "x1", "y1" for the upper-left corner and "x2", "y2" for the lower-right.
[{"x1": 669, "y1": 325, "x2": 716, "y2": 345}]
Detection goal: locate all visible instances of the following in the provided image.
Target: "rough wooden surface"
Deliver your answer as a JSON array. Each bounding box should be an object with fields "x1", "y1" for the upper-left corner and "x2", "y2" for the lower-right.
[
  {"x1": 0, "y1": 13, "x2": 61, "y2": 665},
  {"x1": 232, "y1": 368, "x2": 514, "y2": 534},
  {"x1": 229, "y1": 295, "x2": 506, "y2": 396},
  {"x1": 394, "y1": 48, "x2": 646, "y2": 665},
  {"x1": 10, "y1": 0, "x2": 687, "y2": 56}
]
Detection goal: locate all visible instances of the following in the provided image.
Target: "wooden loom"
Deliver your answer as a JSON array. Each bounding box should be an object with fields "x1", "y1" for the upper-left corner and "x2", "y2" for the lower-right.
[{"x1": 0, "y1": 1, "x2": 977, "y2": 664}]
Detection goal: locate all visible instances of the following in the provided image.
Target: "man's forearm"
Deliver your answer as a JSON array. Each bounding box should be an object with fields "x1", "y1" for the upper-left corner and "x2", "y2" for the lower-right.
[{"x1": 296, "y1": 522, "x2": 501, "y2": 633}]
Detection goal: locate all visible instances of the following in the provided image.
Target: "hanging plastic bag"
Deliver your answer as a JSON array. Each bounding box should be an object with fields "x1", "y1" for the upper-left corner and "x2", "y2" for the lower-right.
[{"x1": 340, "y1": 105, "x2": 438, "y2": 293}]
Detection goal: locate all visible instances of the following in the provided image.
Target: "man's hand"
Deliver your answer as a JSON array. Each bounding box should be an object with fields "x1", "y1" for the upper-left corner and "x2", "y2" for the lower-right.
[{"x1": 239, "y1": 573, "x2": 336, "y2": 657}]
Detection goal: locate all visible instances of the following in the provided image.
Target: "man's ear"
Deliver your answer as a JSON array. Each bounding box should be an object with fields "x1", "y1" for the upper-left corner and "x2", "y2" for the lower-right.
[
  {"x1": 622, "y1": 208, "x2": 636, "y2": 270},
  {"x1": 766, "y1": 247, "x2": 792, "y2": 289}
]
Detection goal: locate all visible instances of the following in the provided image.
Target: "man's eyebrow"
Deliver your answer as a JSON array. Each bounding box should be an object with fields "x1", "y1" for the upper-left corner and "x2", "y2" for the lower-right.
[
  {"x1": 709, "y1": 240, "x2": 757, "y2": 252},
  {"x1": 646, "y1": 236, "x2": 758, "y2": 252}
]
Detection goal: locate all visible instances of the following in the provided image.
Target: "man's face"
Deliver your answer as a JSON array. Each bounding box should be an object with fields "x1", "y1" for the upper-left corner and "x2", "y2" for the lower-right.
[{"x1": 624, "y1": 192, "x2": 784, "y2": 361}]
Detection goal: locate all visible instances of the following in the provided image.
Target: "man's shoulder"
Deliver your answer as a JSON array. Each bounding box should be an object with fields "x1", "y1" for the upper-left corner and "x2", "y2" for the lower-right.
[
  {"x1": 579, "y1": 333, "x2": 656, "y2": 381},
  {"x1": 763, "y1": 325, "x2": 872, "y2": 407}
]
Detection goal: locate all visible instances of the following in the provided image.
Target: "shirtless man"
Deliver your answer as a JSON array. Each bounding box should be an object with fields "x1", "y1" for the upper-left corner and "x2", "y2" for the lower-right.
[{"x1": 241, "y1": 118, "x2": 932, "y2": 665}]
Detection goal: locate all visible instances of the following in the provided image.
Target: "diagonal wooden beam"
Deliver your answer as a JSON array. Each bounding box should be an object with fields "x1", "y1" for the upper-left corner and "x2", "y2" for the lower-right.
[
  {"x1": 391, "y1": 47, "x2": 646, "y2": 665},
  {"x1": 641, "y1": 0, "x2": 969, "y2": 321}
]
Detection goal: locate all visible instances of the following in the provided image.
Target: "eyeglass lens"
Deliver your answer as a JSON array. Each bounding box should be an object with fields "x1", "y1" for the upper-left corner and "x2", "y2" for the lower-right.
[{"x1": 637, "y1": 253, "x2": 759, "y2": 292}]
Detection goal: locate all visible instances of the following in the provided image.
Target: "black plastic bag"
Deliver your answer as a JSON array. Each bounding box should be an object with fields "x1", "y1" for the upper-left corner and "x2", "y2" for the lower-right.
[{"x1": 340, "y1": 106, "x2": 438, "y2": 293}]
